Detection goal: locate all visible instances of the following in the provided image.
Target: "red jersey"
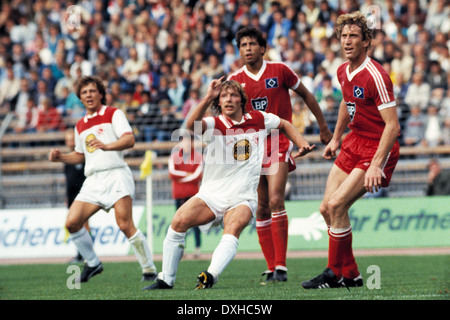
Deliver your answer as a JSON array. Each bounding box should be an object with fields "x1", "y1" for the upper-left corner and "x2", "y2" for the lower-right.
[
  {"x1": 227, "y1": 60, "x2": 300, "y2": 121},
  {"x1": 337, "y1": 56, "x2": 396, "y2": 140},
  {"x1": 228, "y1": 60, "x2": 300, "y2": 171},
  {"x1": 168, "y1": 147, "x2": 203, "y2": 199}
]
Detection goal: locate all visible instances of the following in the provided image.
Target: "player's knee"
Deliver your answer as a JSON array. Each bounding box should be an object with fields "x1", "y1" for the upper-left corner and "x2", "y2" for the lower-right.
[
  {"x1": 327, "y1": 197, "x2": 346, "y2": 219},
  {"x1": 65, "y1": 219, "x2": 81, "y2": 234},
  {"x1": 268, "y1": 194, "x2": 284, "y2": 212},
  {"x1": 319, "y1": 202, "x2": 328, "y2": 216},
  {"x1": 170, "y1": 214, "x2": 190, "y2": 233}
]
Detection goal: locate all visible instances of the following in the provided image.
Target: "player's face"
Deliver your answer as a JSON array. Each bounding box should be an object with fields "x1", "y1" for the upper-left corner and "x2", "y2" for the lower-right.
[
  {"x1": 340, "y1": 24, "x2": 369, "y2": 62},
  {"x1": 219, "y1": 87, "x2": 243, "y2": 121},
  {"x1": 79, "y1": 82, "x2": 103, "y2": 114},
  {"x1": 238, "y1": 36, "x2": 265, "y2": 65}
]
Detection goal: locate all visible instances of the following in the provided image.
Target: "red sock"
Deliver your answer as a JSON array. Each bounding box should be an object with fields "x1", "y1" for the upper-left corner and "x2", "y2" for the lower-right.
[
  {"x1": 327, "y1": 226, "x2": 353, "y2": 279},
  {"x1": 341, "y1": 232, "x2": 359, "y2": 279},
  {"x1": 271, "y1": 210, "x2": 288, "y2": 268},
  {"x1": 256, "y1": 218, "x2": 275, "y2": 271}
]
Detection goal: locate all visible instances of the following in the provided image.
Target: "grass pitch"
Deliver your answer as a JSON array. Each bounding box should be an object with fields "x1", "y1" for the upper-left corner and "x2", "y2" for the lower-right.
[{"x1": 0, "y1": 255, "x2": 448, "y2": 301}]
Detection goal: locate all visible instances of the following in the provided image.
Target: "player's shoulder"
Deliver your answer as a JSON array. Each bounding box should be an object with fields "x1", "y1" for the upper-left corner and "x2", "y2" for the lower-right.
[{"x1": 227, "y1": 66, "x2": 246, "y2": 80}]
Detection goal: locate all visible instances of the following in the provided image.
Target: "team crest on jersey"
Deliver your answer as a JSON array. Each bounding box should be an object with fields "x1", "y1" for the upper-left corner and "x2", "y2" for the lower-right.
[
  {"x1": 233, "y1": 139, "x2": 252, "y2": 161},
  {"x1": 265, "y1": 77, "x2": 278, "y2": 89},
  {"x1": 251, "y1": 97, "x2": 268, "y2": 111},
  {"x1": 345, "y1": 102, "x2": 356, "y2": 122},
  {"x1": 353, "y1": 85, "x2": 364, "y2": 99},
  {"x1": 85, "y1": 133, "x2": 97, "y2": 153}
]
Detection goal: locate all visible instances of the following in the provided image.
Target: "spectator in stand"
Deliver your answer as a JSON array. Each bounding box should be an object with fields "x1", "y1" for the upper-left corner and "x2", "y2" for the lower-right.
[
  {"x1": 153, "y1": 99, "x2": 181, "y2": 142},
  {"x1": 426, "y1": 158, "x2": 450, "y2": 196},
  {"x1": 168, "y1": 135, "x2": 203, "y2": 258},
  {"x1": 404, "y1": 72, "x2": 431, "y2": 111},
  {"x1": 182, "y1": 88, "x2": 201, "y2": 119},
  {"x1": 36, "y1": 98, "x2": 64, "y2": 133},
  {"x1": 0, "y1": 66, "x2": 20, "y2": 112},
  {"x1": 403, "y1": 105, "x2": 426, "y2": 146},
  {"x1": 14, "y1": 98, "x2": 38, "y2": 134},
  {"x1": 423, "y1": 104, "x2": 444, "y2": 147},
  {"x1": 426, "y1": 61, "x2": 447, "y2": 90}
]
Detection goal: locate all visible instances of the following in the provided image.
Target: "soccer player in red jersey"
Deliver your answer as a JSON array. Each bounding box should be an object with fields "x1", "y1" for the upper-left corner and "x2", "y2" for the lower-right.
[
  {"x1": 229, "y1": 26, "x2": 332, "y2": 282},
  {"x1": 301, "y1": 12, "x2": 401, "y2": 289}
]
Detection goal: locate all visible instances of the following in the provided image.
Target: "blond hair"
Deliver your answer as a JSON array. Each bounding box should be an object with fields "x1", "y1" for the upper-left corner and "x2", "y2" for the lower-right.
[{"x1": 336, "y1": 11, "x2": 373, "y2": 51}]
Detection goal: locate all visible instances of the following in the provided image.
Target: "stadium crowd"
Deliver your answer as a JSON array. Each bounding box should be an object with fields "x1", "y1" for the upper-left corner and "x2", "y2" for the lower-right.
[{"x1": 0, "y1": 0, "x2": 448, "y2": 146}]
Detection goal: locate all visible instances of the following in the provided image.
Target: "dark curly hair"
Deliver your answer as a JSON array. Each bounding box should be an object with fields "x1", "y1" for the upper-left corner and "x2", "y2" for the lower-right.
[
  {"x1": 76, "y1": 76, "x2": 106, "y2": 105},
  {"x1": 211, "y1": 80, "x2": 248, "y2": 116}
]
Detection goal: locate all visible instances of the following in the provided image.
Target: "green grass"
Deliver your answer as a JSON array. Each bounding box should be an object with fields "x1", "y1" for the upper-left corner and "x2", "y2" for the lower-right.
[{"x1": 0, "y1": 255, "x2": 448, "y2": 301}]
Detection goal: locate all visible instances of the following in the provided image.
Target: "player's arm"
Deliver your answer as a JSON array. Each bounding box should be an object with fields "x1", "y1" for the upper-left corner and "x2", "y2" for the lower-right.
[
  {"x1": 293, "y1": 82, "x2": 333, "y2": 144},
  {"x1": 49, "y1": 149, "x2": 85, "y2": 165},
  {"x1": 322, "y1": 99, "x2": 350, "y2": 160},
  {"x1": 364, "y1": 106, "x2": 400, "y2": 193},
  {"x1": 186, "y1": 77, "x2": 224, "y2": 133},
  {"x1": 278, "y1": 118, "x2": 316, "y2": 158},
  {"x1": 89, "y1": 132, "x2": 135, "y2": 151}
]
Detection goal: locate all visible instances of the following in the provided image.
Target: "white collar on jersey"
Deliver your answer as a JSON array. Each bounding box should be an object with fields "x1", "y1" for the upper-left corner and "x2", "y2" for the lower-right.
[
  {"x1": 83, "y1": 105, "x2": 107, "y2": 122},
  {"x1": 243, "y1": 60, "x2": 267, "y2": 81},
  {"x1": 346, "y1": 55, "x2": 370, "y2": 82},
  {"x1": 218, "y1": 113, "x2": 253, "y2": 129}
]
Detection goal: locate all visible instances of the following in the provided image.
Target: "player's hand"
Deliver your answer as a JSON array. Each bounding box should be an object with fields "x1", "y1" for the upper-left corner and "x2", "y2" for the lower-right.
[
  {"x1": 207, "y1": 76, "x2": 225, "y2": 99},
  {"x1": 48, "y1": 148, "x2": 61, "y2": 162},
  {"x1": 319, "y1": 127, "x2": 333, "y2": 145},
  {"x1": 364, "y1": 165, "x2": 385, "y2": 193},
  {"x1": 322, "y1": 139, "x2": 340, "y2": 160},
  {"x1": 88, "y1": 138, "x2": 107, "y2": 151},
  {"x1": 292, "y1": 144, "x2": 315, "y2": 158}
]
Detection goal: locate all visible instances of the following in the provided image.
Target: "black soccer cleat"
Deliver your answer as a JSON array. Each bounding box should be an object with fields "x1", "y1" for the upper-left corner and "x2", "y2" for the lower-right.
[
  {"x1": 301, "y1": 268, "x2": 343, "y2": 289},
  {"x1": 195, "y1": 271, "x2": 214, "y2": 290},
  {"x1": 79, "y1": 263, "x2": 103, "y2": 283},
  {"x1": 274, "y1": 267, "x2": 287, "y2": 282},
  {"x1": 342, "y1": 274, "x2": 363, "y2": 288},
  {"x1": 260, "y1": 270, "x2": 275, "y2": 285},
  {"x1": 141, "y1": 272, "x2": 158, "y2": 282},
  {"x1": 142, "y1": 279, "x2": 173, "y2": 290}
]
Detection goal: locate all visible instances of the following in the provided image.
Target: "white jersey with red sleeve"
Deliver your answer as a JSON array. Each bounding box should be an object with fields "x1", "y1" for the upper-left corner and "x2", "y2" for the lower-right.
[
  {"x1": 227, "y1": 60, "x2": 300, "y2": 121},
  {"x1": 198, "y1": 110, "x2": 280, "y2": 204},
  {"x1": 337, "y1": 56, "x2": 396, "y2": 140},
  {"x1": 74, "y1": 105, "x2": 133, "y2": 176}
]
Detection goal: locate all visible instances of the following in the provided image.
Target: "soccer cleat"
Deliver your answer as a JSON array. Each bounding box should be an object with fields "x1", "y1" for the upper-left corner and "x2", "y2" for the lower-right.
[
  {"x1": 141, "y1": 272, "x2": 157, "y2": 282},
  {"x1": 274, "y1": 268, "x2": 287, "y2": 282},
  {"x1": 142, "y1": 279, "x2": 173, "y2": 290},
  {"x1": 79, "y1": 263, "x2": 103, "y2": 283},
  {"x1": 301, "y1": 268, "x2": 343, "y2": 289},
  {"x1": 342, "y1": 274, "x2": 363, "y2": 288},
  {"x1": 195, "y1": 271, "x2": 214, "y2": 290},
  {"x1": 259, "y1": 270, "x2": 274, "y2": 285}
]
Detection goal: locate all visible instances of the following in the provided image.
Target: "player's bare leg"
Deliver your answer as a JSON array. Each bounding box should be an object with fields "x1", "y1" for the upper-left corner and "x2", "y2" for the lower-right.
[
  {"x1": 197, "y1": 205, "x2": 253, "y2": 289},
  {"x1": 114, "y1": 196, "x2": 157, "y2": 281},
  {"x1": 66, "y1": 201, "x2": 103, "y2": 282}
]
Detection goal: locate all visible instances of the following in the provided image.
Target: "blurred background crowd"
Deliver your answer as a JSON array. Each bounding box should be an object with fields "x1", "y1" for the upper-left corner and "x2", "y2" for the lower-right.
[{"x1": 0, "y1": 0, "x2": 448, "y2": 147}]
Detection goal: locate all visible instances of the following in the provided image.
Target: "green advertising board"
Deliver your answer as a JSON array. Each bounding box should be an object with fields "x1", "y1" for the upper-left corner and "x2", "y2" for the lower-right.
[{"x1": 139, "y1": 196, "x2": 449, "y2": 254}]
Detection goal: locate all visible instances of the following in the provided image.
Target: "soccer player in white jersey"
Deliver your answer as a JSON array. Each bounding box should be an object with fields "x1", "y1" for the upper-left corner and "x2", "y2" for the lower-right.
[
  {"x1": 143, "y1": 78, "x2": 315, "y2": 290},
  {"x1": 49, "y1": 76, "x2": 157, "y2": 283}
]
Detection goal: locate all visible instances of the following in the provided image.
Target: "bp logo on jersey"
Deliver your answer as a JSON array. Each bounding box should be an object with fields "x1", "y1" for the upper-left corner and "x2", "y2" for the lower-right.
[
  {"x1": 346, "y1": 102, "x2": 356, "y2": 122},
  {"x1": 251, "y1": 97, "x2": 268, "y2": 111},
  {"x1": 233, "y1": 139, "x2": 252, "y2": 161}
]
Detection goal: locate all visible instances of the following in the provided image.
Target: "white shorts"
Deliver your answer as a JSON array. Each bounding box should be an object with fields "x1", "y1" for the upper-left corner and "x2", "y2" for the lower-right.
[
  {"x1": 75, "y1": 166, "x2": 135, "y2": 211},
  {"x1": 194, "y1": 192, "x2": 257, "y2": 233}
]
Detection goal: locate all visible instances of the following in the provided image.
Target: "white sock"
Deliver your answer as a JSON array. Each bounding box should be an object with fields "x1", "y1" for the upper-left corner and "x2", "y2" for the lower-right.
[
  {"x1": 207, "y1": 234, "x2": 239, "y2": 283},
  {"x1": 161, "y1": 226, "x2": 186, "y2": 286},
  {"x1": 70, "y1": 228, "x2": 100, "y2": 267},
  {"x1": 128, "y1": 230, "x2": 156, "y2": 274}
]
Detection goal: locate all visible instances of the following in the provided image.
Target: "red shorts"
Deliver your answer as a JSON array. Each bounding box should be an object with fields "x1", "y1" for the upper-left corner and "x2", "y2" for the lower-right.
[
  {"x1": 262, "y1": 133, "x2": 296, "y2": 172},
  {"x1": 335, "y1": 131, "x2": 399, "y2": 187}
]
